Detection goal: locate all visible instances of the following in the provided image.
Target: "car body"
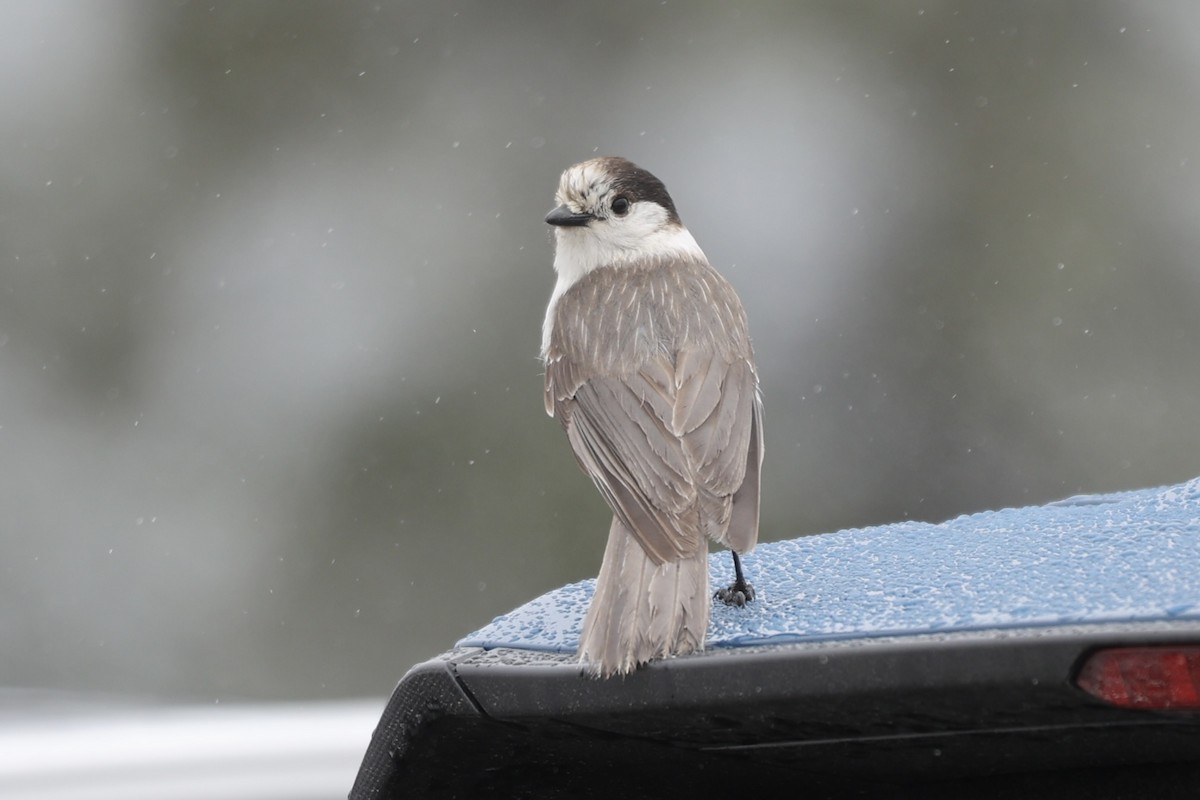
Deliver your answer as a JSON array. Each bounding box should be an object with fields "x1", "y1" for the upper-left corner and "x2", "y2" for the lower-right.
[{"x1": 352, "y1": 477, "x2": 1200, "y2": 798}]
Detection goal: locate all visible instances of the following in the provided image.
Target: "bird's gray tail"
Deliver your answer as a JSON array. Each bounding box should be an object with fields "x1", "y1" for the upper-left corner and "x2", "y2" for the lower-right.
[{"x1": 577, "y1": 516, "x2": 709, "y2": 677}]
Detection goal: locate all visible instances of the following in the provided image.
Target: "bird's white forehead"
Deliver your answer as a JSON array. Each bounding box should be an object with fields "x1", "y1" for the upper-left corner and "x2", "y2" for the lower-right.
[{"x1": 555, "y1": 160, "x2": 615, "y2": 210}]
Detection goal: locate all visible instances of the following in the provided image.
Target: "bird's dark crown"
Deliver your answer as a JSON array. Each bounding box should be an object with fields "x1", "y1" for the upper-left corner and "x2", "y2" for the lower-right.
[{"x1": 557, "y1": 156, "x2": 681, "y2": 226}]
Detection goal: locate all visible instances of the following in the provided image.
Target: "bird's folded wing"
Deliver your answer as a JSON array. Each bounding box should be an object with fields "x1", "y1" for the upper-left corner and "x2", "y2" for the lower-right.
[
  {"x1": 678, "y1": 355, "x2": 762, "y2": 553},
  {"x1": 546, "y1": 350, "x2": 759, "y2": 564}
]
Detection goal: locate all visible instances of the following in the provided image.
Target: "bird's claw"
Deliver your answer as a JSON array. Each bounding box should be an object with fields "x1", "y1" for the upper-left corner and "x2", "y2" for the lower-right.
[{"x1": 715, "y1": 580, "x2": 756, "y2": 607}]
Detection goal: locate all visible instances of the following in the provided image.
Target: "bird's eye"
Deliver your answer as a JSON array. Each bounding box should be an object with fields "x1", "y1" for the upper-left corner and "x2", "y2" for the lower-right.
[{"x1": 611, "y1": 196, "x2": 630, "y2": 216}]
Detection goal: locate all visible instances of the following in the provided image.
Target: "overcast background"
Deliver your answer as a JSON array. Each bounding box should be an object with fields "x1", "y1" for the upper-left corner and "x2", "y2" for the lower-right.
[{"x1": 2, "y1": 0, "x2": 1199, "y2": 702}]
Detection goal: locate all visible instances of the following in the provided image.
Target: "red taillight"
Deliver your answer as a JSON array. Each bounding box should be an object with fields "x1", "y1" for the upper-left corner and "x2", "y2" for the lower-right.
[{"x1": 1075, "y1": 646, "x2": 1200, "y2": 710}]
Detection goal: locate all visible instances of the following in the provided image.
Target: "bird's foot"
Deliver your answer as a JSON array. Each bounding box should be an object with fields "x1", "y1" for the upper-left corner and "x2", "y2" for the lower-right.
[{"x1": 715, "y1": 578, "x2": 755, "y2": 607}]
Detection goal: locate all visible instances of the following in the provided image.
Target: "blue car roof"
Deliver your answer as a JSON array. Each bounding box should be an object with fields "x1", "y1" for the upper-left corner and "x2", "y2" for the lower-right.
[{"x1": 461, "y1": 476, "x2": 1200, "y2": 653}]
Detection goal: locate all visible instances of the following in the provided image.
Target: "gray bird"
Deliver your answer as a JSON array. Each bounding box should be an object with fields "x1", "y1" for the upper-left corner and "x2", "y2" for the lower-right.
[{"x1": 541, "y1": 157, "x2": 763, "y2": 677}]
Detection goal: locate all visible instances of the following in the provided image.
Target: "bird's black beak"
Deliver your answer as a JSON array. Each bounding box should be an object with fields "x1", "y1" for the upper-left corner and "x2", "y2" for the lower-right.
[{"x1": 545, "y1": 205, "x2": 593, "y2": 227}]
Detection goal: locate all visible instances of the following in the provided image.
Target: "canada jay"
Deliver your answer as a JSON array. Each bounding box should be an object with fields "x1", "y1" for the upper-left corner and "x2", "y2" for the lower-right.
[{"x1": 541, "y1": 157, "x2": 763, "y2": 677}]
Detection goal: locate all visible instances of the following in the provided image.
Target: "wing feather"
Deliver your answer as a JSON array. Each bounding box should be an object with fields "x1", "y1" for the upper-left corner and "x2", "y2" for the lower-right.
[
  {"x1": 547, "y1": 350, "x2": 759, "y2": 564},
  {"x1": 723, "y1": 385, "x2": 763, "y2": 553},
  {"x1": 672, "y1": 348, "x2": 725, "y2": 436},
  {"x1": 564, "y1": 387, "x2": 698, "y2": 563}
]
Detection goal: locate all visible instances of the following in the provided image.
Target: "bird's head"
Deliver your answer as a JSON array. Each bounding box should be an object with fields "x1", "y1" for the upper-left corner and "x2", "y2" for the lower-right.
[{"x1": 545, "y1": 157, "x2": 702, "y2": 279}]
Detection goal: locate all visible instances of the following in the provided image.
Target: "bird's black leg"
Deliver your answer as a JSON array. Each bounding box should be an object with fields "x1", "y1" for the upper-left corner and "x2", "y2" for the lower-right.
[{"x1": 714, "y1": 551, "x2": 756, "y2": 607}]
